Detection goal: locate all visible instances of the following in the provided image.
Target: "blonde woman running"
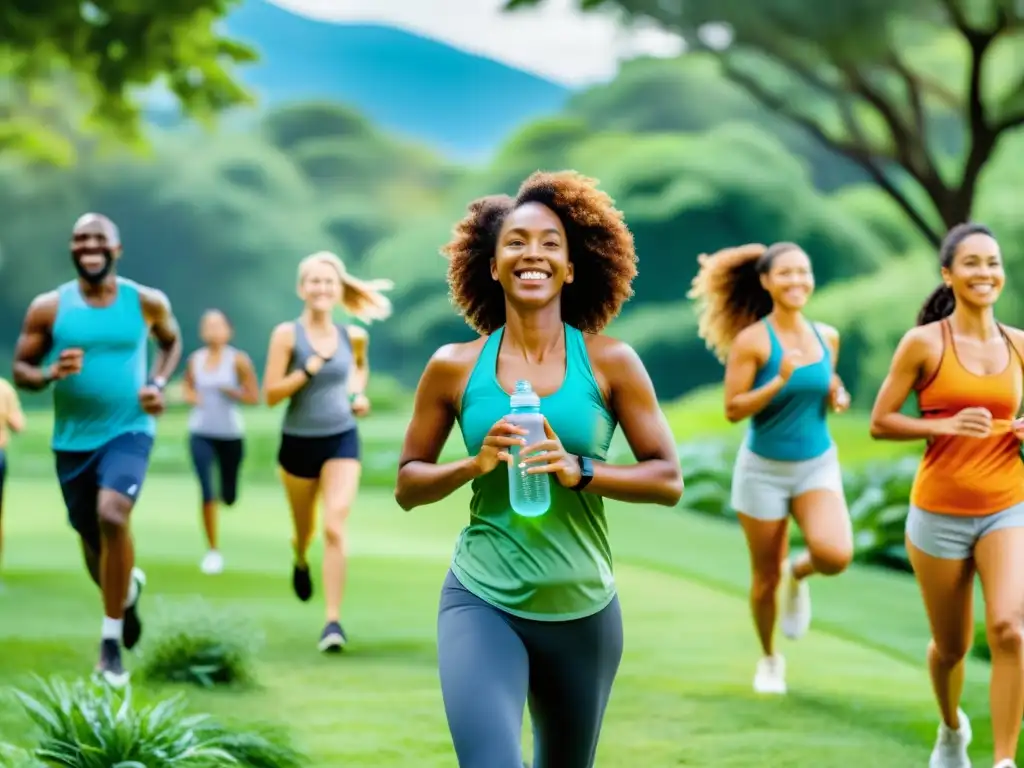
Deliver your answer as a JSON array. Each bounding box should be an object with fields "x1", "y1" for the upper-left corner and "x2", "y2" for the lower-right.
[{"x1": 263, "y1": 251, "x2": 392, "y2": 652}]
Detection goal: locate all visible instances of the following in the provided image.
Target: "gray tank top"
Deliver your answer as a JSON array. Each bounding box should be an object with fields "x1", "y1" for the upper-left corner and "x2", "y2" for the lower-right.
[
  {"x1": 187, "y1": 347, "x2": 244, "y2": 439},
  {"x1": 282, "y1": 321, "x2": 355, "y2": 437}
]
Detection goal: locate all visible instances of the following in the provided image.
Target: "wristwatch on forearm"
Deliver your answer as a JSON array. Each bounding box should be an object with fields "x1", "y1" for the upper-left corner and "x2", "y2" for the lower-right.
[
  {"x1": 149, "y1": 376, "x2": 167, "y2": 391},
  {"x1": 572, "y1": 455, "x2": 594, "y2": 492}
]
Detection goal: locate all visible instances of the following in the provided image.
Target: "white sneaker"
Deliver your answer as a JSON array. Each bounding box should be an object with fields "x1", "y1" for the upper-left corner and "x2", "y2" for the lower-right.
[
  {"x1": 780, "y1": 559, "x2": 811, "y2": 640},
  {"x1": 753, "y1": 654, "x2": 787, "y2": 695},
  {"x1": 200, "y1": 550, "x2": 224, "y2": 575},
  {"x1": 929, "y1": 708, "x2": 971, "y2": 768},
  {"x1": 993, "y1": 760, "x2": 1015, "y2": 768}
]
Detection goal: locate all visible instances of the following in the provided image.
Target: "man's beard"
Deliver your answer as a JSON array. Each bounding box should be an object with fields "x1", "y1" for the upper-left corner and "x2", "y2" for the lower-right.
[{"x1": 72, "y1": 251, "x2": 114, "y2": 284}]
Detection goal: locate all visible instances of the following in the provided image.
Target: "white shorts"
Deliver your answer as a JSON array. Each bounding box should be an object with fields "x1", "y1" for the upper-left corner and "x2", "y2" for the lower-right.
[{"x1": 730, "y1": 444, "x2": 844, "y2": 521}]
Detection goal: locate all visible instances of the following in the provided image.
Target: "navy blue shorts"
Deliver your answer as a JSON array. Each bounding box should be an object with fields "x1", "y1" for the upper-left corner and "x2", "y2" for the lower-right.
[
  {"x1": 54, "y1": 431, "x2": 153, "y2": 551},
  {"x1": 277, "y1": 428, "x2": 359, "y2": 479}
]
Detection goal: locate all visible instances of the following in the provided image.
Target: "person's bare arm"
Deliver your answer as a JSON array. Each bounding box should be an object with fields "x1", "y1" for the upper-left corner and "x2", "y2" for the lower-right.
[
  {"x1": 4, "y1": 384, "x2": 25, "y2": 433},
  {"x1": 817, "y1": 322, "x2": 850, "y2": 410},
  {"x1": 139, "y1": 286, "x2": 182, "y2": 385},
  {"x1": 347, "y1": 325, "x2": 369, "y2": 397},
  {"x1": 571, "y1": 338, "x2": 682, "y2": 506},
  {"x1": 395, "y1": 343, "x2": 498, "y2": 511},
  {"x1": 225, "y1": 351, "x2": 260, "y2": 405},
  {"x1": 182, "y1": 353, "x2": 199, "y2": 405},
  {"x1": 870, "y1": 326, "x2": 948, "y2": 440},
  {"x1": 12, "y1": 292, "x2": 59, "y2": 391},
  {"x1": 723, "y1": 326, "x2": 784, "y2": 422},
  {"x1": 263, "y1": 323, "x2": 308, "y2": 407}
]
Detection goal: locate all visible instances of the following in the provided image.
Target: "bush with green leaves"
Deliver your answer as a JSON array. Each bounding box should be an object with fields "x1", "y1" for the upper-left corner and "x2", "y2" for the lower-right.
[
  {"x1": 0, "y1": 744, "x2": 44, "y2": 768},
  {"x1": 10, "y1": 677, "x2": 304, "y2": 767},
  {"x1": 137, "y1": 598, "x2": 263, "y2": 689},
  {"x1": 676, "y1": 440, "x2": 919, "y2": 572}
]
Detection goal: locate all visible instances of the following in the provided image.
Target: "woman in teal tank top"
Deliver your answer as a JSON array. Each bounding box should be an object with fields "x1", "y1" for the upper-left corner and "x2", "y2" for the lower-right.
[
  {"x1": 690, "y1": 242, "x2": 853, "y2": 697},
  {"x1": 396, "y1": 171, "x2": 683, "y2": 768}
]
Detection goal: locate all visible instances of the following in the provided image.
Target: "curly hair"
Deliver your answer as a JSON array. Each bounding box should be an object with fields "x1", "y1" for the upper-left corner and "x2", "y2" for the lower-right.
[
  {"x1": 916, "y1": 222, "x2": 995, "y2": 326},
  {"x1": 442, "y1": 170, "x2": 637, "y2": 334},
  {"x1": 687, "y1": 242, "x2": 801, "y2": 363}
]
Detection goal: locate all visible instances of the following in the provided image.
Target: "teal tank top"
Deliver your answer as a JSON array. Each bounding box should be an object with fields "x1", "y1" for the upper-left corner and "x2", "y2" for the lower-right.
[
  {"x1": 747, "y1": 319, "x2": 833, "y2": 462},
  {"x1": 453, "y1": 323, "x2": 617, "y2": 621},
  {"x1": 50, "y1": 278, "x2": 154, "y2": 451}
]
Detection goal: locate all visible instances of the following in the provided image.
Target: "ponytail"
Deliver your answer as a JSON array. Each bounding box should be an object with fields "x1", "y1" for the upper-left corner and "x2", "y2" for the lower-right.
[
  {"x1": 688, "y1": 242, "x2": 793, "y2": 363},
  {"x1": 298, "y1": 251, "x2": 394, "y2": 324},
  {"x1": 916, "y1": 284, "x2": 955, "y2": 326}
]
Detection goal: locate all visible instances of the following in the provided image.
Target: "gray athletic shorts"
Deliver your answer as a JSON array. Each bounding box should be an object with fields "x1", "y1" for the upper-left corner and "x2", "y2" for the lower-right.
[
  {"x1": 906, "y1": 501, "x2": 1024, "y2": 560},
  {"x1": 730, "y1": 444, "x2": 844, "y2": 521}
]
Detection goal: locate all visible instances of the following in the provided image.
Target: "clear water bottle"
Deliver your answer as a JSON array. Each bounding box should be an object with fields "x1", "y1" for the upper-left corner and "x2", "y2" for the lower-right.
[{"x1": 507, "y1": 380, "x2": 551, "y2": 517}]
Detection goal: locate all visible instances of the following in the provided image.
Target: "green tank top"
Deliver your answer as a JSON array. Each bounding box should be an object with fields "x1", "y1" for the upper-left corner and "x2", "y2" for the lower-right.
[{"x1": 452, "y1": 323, "x2": 617, "y2": 621}]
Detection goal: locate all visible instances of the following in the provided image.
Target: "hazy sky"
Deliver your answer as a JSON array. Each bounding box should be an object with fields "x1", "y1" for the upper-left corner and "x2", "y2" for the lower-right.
[{"x1": 267, "y1": 0, "x2": 684, "y2": 87}]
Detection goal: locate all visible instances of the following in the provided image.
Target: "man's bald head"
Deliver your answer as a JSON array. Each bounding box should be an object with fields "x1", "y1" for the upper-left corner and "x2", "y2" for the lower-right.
[
  {"x1": 72, "y1": 213, "x2": 121, "y2": 247},
  {"x1": 70, "y1": 212, "x2": 121, "y2": 285}
]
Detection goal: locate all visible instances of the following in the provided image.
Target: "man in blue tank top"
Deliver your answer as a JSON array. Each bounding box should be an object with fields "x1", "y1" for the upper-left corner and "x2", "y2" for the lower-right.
[{"x1": 12, "y1": 213, "x2": 182, "y2": 687}]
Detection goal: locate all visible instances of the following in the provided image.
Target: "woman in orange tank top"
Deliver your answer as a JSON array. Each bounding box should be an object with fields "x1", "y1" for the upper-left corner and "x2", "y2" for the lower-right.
[{"x1": 870, "y1": 223, "x2": 1024, "y2": 768}]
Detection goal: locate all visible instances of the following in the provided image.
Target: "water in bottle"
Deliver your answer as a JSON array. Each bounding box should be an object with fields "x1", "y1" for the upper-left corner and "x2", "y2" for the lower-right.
[{"x1": 507, "y1": 379, "x2": 551, "y2": 517}]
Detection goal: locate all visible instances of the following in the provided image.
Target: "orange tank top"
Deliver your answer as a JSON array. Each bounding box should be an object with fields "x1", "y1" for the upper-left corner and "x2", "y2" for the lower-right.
[{"x1": 911, "y1": 320, "x2": 1024, "y2": 516}]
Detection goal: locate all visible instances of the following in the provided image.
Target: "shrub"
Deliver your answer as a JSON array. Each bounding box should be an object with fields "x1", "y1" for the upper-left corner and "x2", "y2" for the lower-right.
[
  {"x1": 11, "y1": 676, "x2": 305, "y2": 767},
  {"x1": 972, "y1": 621, "x2": 991, "y2": 662},
  {"x1": 138, "y1": 598, "x2": 263, "y2": 689},
  {"x1": 0, "y1": 744, "x2": 44, "y2": 768}
]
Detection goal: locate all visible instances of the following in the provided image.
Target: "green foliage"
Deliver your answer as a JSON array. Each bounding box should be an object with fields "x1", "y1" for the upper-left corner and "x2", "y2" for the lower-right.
[
  {"x1": 1, "y1": 1, "x2": 256, "y2": 164},
  {"x1": 506, "y1": 0, "x2": 1024, "y2": 244},
  {"x1": 10, "y1": 676, "x2": 304, "y2": 767},
  {"x1": 972, "y1": 621, "x2": 991, "y2": 662},
  {"x1": 138, "y1": 598, "x2": 262, "y2": 689},
  {"x1": 0, "y1": 744, "x2": 44, "y2": 768}
]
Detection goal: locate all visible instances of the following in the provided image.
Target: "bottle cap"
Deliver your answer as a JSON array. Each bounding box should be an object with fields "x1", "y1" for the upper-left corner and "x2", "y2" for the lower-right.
[{"x1": 509, "y1": 379, "x2": 540, "y2": 408}]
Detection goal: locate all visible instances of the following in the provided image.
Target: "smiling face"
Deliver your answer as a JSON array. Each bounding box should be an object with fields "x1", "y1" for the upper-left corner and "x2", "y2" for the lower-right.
[
  {"x1": 944, "y1": 232, "x2": 1004, "y2": 309},
  {"x1": 490, "y1": 202, "x2": 573, "y2": 310},
  {"x1": 70, "y1": 214, "x2": 121, "y2": 284},
  {"x1": 760, "y1": 247, "x2": 814, "y2": 311},
  {"x1": 299, "y1": 259, "x2": 342, "y2": 313}
]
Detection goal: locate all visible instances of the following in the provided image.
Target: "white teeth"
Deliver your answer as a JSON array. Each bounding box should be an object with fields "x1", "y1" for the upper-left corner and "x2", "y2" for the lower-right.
[{"x1": 518, "y1": 271, "x2": 548, "y2": 280}]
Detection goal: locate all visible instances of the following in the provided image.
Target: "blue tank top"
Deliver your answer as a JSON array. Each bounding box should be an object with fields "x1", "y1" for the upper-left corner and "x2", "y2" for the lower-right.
[
  {"x1": 747, "y1": 320, "x2": 833, "y2": 462},
  {"x1": 50, "y1": 278, "x2": 154, "y2": 451}
]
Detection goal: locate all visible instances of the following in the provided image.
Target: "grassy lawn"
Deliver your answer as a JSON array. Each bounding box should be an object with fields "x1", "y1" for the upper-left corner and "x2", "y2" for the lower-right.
[{"x1": 0, "y1": 472, "x2": 1006, "y2": 766}]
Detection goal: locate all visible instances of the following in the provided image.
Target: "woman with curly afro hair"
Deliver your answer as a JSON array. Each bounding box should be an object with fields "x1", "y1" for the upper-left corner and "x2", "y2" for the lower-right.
[
  {"x1": 689, "y1": 242, "x2": 852, "y2": 696},
  {"x1": 395, "y1": 170, "x2": 682, "y2": 767}
]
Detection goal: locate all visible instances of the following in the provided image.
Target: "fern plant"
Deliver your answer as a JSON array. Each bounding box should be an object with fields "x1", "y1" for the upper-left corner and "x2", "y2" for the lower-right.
[{"x1": 11, "y1": 676, "x2": 304, "y2": 767}]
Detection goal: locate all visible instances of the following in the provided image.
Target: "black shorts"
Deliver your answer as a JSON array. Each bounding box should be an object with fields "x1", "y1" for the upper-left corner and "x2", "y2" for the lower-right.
[
  {"x1": 54, "y1": 431, "x2": 154, "y2": 551},
  {"x1": 277, "y1": 429, "x2": 359, "y2": 479}
]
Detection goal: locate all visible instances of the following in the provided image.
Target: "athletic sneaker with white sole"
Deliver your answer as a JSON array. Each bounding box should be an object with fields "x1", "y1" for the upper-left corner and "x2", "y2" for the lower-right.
[
  {"x1": 200, "y1": 550, "x2": 224, "y2": 575},
  {"x1": 95, "y1": 638, "x2": 130, "y2": 688},
  {"x1": 993, "y1": 760, "x2": 1016, "y2": 768},
  {"x1": 122, "y1": 567, "x2": 146, "y2": 650},
  {"x1": 929, "y1": 708, "x2": 971, "y2": 768},
  {"x1": 318, "y1": 621, "x2": 348, "y2": 653},
  {"x1": 752, "y1": 654, "x2": 786, "y2": 695},
  {"x1": 779, "y1": 559, "x2": 811, "y2": 640}
]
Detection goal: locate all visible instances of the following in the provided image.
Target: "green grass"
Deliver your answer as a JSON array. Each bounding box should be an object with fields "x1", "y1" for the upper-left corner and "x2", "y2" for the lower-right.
[{"x1": 0, "y1": 473, "x2": 1008, "y2": 766}]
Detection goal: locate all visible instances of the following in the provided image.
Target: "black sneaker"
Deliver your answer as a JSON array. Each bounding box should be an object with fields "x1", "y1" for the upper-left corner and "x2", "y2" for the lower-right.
[
  {"x1": 317, "y1": 621, "x2": 347, "y2": 653},
  {"x1": 292, "y1": 564, "x2": 313, "y2": 602},
  {"x1": 122, "y1": 568, "x2": 146, "y2": 650},
  {"x1": 95, "y1": 638, "x2": 130, "y2": 688}
]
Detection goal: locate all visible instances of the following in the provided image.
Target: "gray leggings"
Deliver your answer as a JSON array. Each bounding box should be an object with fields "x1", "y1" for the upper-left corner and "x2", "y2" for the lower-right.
[{"x1": 437, "y1": 570, "x2": 624, "y2": 768}]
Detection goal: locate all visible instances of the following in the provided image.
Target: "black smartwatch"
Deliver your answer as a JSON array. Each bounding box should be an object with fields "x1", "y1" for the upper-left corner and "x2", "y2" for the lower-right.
[{"x1": 571, "y1": 455, "x2": 594, "y2": 492}]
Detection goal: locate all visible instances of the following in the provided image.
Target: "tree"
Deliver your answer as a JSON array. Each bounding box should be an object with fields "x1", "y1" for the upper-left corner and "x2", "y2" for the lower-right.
[
  {"x1": 1, "y1": 0, "x2": 256, "y2": 163},
  {"x1": 506, "y1": 0, "x2": 1024, "y2": 245}
]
